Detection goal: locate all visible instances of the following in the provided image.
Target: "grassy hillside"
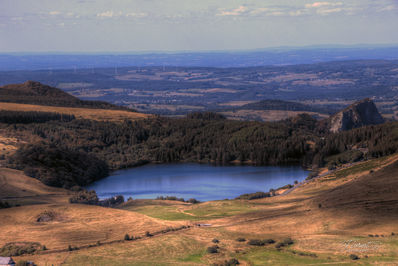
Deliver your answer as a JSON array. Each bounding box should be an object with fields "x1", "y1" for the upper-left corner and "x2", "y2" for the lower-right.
[
  {"x1": 0, "y1": 102, "x2": 149, "y2": 122},
  {"x1": 0, "y1": 81, "x2": 134, "y2": 111},
  {"x1": 0, "y1": 155, "x2": 397, "y2": 265}
]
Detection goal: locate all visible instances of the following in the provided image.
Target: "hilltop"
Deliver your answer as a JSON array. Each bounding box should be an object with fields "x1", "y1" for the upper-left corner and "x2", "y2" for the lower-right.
[
  {"x1": 322, "y1": 98, "x2": 385, "y2": 133},
  {"x1": 0, "y1": 81, "x2": 133, "y2": 111}
]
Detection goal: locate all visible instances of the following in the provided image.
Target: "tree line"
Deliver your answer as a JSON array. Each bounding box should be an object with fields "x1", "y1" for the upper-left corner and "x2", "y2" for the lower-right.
[{"x1": 2, "y1": 111, "x2": 397, "y2": 189}]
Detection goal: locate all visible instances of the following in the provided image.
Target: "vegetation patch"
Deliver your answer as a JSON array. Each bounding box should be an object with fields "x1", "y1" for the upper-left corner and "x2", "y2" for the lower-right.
[
  {"x1": 0, "y1": 242, "x2": 43, "y2": 256},
  {"x1": 8, "y1": 144, "x2": 109, "y2": 188}
]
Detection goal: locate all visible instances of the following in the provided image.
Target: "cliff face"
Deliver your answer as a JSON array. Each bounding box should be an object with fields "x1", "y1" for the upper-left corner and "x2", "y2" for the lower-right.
[{"x1": 327, "y1": 98, "x2": 385, "y2": 133}]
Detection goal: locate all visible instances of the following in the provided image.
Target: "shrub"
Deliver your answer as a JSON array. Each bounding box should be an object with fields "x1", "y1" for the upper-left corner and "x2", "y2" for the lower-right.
[
  {"x1": 224, "y1": 258, "x2": 240, "y2": 265},
  {"x1": 145, "y1": 231, "x2": 153, "y2": 237},
  {"x1": 0, "y1": 201, "x2": 10, "y2": 209},
  {"x1": 212, "y1": 239, "x2": 220, "y2": 243},
  {"x1": 349, "y1": 254, "x2": 359, "y2": 260},
  {"x1": 0, "y1": 242, "x2": 42, "y2": 256},
  {"x1": 263, "y1": 239, "x2": 275, "y2": 244},
  {"x1": 207, "y1": 245, "x2": 219, "y2": 254},
  {"x1": 236, "y1": 238, "x2": 246, "y2": 242},
  {"x1": 236, "y1": 192, "x2": 271, "y2": 200},
  {"x1": 392, "y1": 232, "x2": 395, "y2": 236},
  {"x1": 124, "y1": 234, "x2": 130, "y2": 241},
  {"x1": 282, "y1": 238, "x2": 294, "y2": 245},
  {"x1": 276, "y1": 238, "x2": 294, "y2": 249},
  {"x1": 248, "y1": 239, "x2": 264, "y2": 246},
  {"x1": 187, "y1": 198, "x2": 200, "y2": 204},
  {"x1": 69, "y1": 190, "x2": 99, "y2": 205}
]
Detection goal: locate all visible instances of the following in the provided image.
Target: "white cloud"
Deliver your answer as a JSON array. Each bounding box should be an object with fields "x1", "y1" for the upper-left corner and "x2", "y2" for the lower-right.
[
  {"x1": 217, "y1": 6, "x2": 247, "y2": 16},
  {"x1": 96, "y1": 10, "x2": 122, "y2": 18},
  {"x1": 305, "y1": 2, "x2": 343, "y2": 8},
  {"x1": 126, "y1": 12, "x2": 148, "y2": 18},
  {"x1": 316, "y1": 7, "x2": 343, "y2": 14},
  {"x1": 378, "y1": 5, "x2": 396, "y2": 12},
  {"x1": 49, "y1": 11, "x2": 61, "y2": 15}
]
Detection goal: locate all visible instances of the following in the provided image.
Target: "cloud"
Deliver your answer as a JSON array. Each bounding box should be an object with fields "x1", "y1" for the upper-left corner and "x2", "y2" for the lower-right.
[
  {"x1": 305, "y1": 2, "x2": 343, "y2": 8},
  {"x1": 126, "y1": 12, "x2": 148, "y2": 18},
  {"x1": 378, "y1": 5, "x2": 396, "y2": 12},
  {"x1": 316, "y1": 8, "x2": 343, "y2": 14},
  {"x1": 49, "y1": 11, "x2": 61, "y2": 16},
  {"x1": 96, "y1": 10, "x2": 121, "y2": 18},
  {"x1": 217, "y1": 6, "x2": 248, "y2": 16}
]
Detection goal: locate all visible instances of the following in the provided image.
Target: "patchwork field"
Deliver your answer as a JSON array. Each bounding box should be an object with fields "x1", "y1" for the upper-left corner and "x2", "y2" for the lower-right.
[{"x1": 1, "y1": 155, "x2": 398, "y2": 265}]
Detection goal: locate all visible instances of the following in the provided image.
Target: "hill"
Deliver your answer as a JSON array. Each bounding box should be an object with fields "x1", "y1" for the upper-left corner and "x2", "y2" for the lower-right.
[
  {"x1": 0, "y1": 81, "x2": 133, "y2": 111},
  {"x1": 322, "y1": 98, "x2": 385, "y2": 133},
  {"x1": 0, "y1": 155, "x2": 397, "y2": 265}
]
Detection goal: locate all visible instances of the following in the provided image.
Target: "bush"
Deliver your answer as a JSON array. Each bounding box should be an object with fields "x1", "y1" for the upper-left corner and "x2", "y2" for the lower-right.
[
  {"x1": 263, "y1": 239, "x2": 275, "y2": 244},
  {"x1": 145, "y1": 231, "x2": 153, "y2": 237},
  {"x1": 349, "y1": 254, "x2": 359, "y2": 260},
  {"x1": 212, "y1": 239, "x2": 220, "y2": 243},
  {"x1": 124, "y1": 234, "x2": 130, "y2": 241},
  {"x1": 0, "y1": 242, "x2": 42, "y2": 256},
  {"x1": 236, "y1": 192, "x2": 271, "y2": 200},
  {"x1": 187, "y1": 198, "x2": 200, "y2": 204},
  {"x1": 248, "y1": 239, "x2": 264, "y2": 246},
  {"x1": 224, "y1": 258, "x2": 240, "y2": 265},
  {"x1": 236, "y1": 238, "x2": 246, "y2": 242},
  {"x1": 275, "y1": 238, "x2": 294, "y2": 249},
  {"x1": 207, "y1": 245, "x2": 219, "y2": 253},
  {"x1": 69, "y1": 190, "x2": 99, "y2": 205},
  {"x1": 282, "y1": 237, "x2": 294, "y2": 245},
  {"x1": 0, "y1": 201, "x2": 10, "y2": 209},
  {"x1": 156, "y1": 196, "x2": 185, "y2": 202}
]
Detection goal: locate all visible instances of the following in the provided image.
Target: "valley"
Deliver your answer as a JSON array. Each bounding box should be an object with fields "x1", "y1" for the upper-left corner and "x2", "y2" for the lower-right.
[
  {"x1": 0, "y1": 81, "x2": 397, "y2": 265},
  {"x1": 1, "y1": 60, "x2": 398, "y2": 121},
  {"x1": 0, "y1": 155, "x2": 397, "y2": 265}
]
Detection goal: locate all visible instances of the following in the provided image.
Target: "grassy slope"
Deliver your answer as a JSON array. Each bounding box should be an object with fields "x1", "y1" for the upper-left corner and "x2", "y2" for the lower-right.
[
  {"x1": 0, "y1": 155, "x2": 397, "y2": 265},
  {"x1": 0, "y1": 102, "x2": 149, "y2": 122}
]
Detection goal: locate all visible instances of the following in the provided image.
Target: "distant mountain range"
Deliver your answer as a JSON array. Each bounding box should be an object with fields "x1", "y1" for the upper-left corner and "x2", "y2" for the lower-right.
[{"x1": 1, "y1": 45, "x2": 398, "y2": 71}]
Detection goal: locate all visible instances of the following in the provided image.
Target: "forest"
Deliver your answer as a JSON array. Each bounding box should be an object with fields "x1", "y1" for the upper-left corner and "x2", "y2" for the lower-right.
[{"x1": 2, "y1": 110, "x2": 398, "y2": 189}]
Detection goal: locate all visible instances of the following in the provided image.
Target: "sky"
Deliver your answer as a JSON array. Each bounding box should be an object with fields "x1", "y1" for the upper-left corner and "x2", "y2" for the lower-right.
[{"x1": 1, "y1": 0, "x2": 398, "y2": 52}]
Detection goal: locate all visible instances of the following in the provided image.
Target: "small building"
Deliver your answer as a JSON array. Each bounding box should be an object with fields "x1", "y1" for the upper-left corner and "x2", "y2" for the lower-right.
[{"x1": 0, "y1": 257, "x2": 15, "y2": 266}]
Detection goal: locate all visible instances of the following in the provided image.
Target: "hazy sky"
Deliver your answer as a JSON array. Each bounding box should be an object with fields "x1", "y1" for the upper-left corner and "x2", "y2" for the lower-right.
[{"x1": 1, "y1": 0, "x2": 398, "y2": 52}]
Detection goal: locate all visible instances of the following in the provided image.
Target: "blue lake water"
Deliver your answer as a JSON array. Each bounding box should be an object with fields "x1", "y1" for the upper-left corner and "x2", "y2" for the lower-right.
[{"x1": 87, "y1": 164, "x2": 309, "y2": 201}]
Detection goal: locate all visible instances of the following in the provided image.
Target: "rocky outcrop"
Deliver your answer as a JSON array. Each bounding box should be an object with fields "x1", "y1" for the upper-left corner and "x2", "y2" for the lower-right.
[{"x1": 326, "y1": 98, "x2": 385, "y2": 133}]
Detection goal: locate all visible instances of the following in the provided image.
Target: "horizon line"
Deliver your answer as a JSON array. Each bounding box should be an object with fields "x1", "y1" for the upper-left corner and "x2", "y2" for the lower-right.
[{"x1": 1, "y1": 43, "x2": 398, "y2": 55}]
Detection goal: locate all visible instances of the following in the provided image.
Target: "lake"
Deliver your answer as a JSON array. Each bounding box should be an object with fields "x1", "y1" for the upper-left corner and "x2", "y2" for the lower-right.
[{"x1": 87, "y1": 164, "x2": 309, "y2": 201}]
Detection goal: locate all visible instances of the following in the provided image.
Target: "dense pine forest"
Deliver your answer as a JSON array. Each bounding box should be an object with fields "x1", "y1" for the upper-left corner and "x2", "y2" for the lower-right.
[{"x1": 2, "y1": 109, "x2": 397, "y2": 189}]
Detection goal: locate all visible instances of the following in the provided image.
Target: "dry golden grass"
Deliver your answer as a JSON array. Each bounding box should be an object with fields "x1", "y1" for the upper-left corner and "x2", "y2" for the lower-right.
[
  {"x1": 0, "y1": 136, "x2": 19, "y2": 157},
  {"x1": 0, "y1": 102, "x2": 150, "y2": 122},
  {"x1": 1, "y1": 155, "x2": 398, "y2": 265}
]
